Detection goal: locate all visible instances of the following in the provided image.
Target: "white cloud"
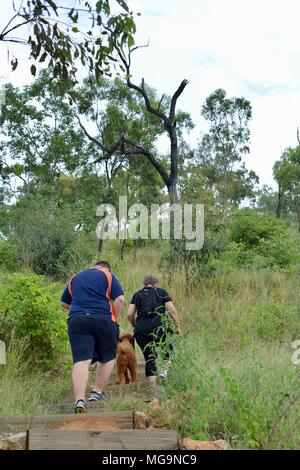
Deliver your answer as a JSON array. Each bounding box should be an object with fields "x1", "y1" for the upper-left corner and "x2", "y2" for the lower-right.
[
  {"x1": 129, "y1": 0, "x2": 300, "y2": 187},
  {"x1": 1, "y1": 0, "x2": 300, "y2": 187}
]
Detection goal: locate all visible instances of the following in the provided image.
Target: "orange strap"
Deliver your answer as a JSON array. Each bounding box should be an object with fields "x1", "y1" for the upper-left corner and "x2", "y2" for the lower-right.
[
  {"x1": 68, "y1": 273, "x2": 76, "y2": 296},
  {"x1": 68, "y1": 268, "x2": 116, "y2": 322}
]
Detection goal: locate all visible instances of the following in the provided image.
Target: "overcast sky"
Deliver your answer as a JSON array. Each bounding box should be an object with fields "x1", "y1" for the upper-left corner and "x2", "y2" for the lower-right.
[{"x1": 1, "y1": 0, "x2": 300, "y2": 188}]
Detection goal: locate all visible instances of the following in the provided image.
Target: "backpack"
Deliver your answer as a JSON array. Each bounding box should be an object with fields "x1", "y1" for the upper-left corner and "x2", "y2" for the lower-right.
[{"x1": 135, "y1": 287, "x2": 160, "y2": 318}]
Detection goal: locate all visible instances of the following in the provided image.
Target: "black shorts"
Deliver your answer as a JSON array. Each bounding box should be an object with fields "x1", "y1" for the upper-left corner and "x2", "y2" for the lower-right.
[
  {"x1": 68, "y1": 314, "x2": 119, "y2": 364},
  {"x1": 134, "y1": 328, "x2": 173, "y2": 377}
]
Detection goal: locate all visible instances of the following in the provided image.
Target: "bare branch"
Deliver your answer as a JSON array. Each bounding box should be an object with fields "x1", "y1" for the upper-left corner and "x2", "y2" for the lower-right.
[
  {"x1": 77, "y1": 115, "x2": 120, "y2": 158},
  {"x1": 169, "y1": 79, "x2": 189, "y2": 123},
  {"x1": 158, "y1": 94, "x2": 165, "y2": 112},
  {"x1": 122, "y1": 136, "x2": 169, "y2": 185},
  {"x1": 0, "y1": 19, "x2": 32, "y2": 40}
]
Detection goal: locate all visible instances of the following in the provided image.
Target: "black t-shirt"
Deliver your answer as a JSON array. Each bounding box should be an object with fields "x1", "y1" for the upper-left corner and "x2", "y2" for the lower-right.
[{"x1": 130, "y1": 287, "x2": 172, "y2": 332}]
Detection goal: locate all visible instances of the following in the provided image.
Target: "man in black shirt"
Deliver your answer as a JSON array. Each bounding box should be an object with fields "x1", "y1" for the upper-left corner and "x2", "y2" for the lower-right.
[{"x1": 127, "y1": 274, "x2": 180, "y2": 384}]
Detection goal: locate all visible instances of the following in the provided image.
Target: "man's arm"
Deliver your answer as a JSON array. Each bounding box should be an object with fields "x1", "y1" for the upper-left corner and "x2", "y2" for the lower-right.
[
  {"x1": 61, "y1": 287, "x2": 72, "y2": 312},
  {"x1": 127, "y1": 304, "x2": 137, "y2": 326},
  {"x1": 165, "y1": 300, "x2": 180, "y2": 333},
  {"x1": 61, "y1": 302, "x2": 71, "y2": 310},
  {"x1": 113, "y1": 295, "x2": 125, "y2": 321}
]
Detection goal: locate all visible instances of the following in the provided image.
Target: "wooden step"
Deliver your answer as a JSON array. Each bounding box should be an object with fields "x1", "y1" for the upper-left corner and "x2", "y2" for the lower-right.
[
  {"x1": 0, "y1": 412, "x2": 133, "y2": 433},
  {"x1": 61, "y1": 383, "x2": 154, "y2": 402},
  {"x1": 27, "y1": 428, "x2": 178, "y2": 450},
  {"x1": 44, "y1": 400, "x2": 106, "y2": 415}
]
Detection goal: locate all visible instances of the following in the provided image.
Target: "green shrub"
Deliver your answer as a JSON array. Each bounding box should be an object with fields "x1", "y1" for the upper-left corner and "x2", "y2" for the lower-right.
[
  {"x1": 220, "y1": 211, "x2": 297, "y2": 268},
  {"x1": 0, "y1": 273, "x2": 68, "y2": 368},
  {"x1": 230, "y1": 210, "x2": 286, "y2": 248},
  {"x1": 255, "y1": 236, "x2": 296, "y2": 268},
  {"x1": 246, "y1": 302, "x2": 300, "y2": 342},
  {"x1": 0, "y1": 240, "x2": 20, "y2": 271},
  {"x1": 164, "y1": 334, "x2": 300, "y2": 449}
]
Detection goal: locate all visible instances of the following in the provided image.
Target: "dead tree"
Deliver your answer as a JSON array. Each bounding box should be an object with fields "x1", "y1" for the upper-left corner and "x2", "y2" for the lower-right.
[{"x1": 77, "y1": 45, "x2": 189, "y2": 204}]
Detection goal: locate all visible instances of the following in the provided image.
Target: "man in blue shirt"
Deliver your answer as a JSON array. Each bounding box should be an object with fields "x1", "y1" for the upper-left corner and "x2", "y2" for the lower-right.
[{"x1": 61, "y1": 260, "x2": 125, "y2": 413}]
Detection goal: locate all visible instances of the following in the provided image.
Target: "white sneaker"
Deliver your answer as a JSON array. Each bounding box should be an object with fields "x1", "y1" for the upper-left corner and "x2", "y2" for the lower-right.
[{"x1": 159, "y1": 370, "x2": 168, "y2": 379}]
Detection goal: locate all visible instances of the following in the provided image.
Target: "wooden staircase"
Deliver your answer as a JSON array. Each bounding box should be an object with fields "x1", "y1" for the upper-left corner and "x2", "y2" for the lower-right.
[{"x1": 0, "y1": 361, "x2": 178, "y2": 450}]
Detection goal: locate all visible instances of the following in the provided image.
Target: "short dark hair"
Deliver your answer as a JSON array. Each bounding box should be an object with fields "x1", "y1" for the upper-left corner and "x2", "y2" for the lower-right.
[
  {"x1": 143, "y1": 274, "x2": 158, "y2": 286},
  {"x1": 93, "y1": 260, "x2": 111, "y2": 271}
]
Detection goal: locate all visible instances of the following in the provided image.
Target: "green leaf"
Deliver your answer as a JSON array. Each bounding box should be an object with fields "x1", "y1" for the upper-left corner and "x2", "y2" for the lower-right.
[
  {"x1": 128, "y1": 36, "x2": 134, "y2": 48},
  {"x1": 116, "y1": 0, "x2": 129, "y2": 12},
  {"x1": 39, "y1": 52, "x2": 47, "y2": 63}
]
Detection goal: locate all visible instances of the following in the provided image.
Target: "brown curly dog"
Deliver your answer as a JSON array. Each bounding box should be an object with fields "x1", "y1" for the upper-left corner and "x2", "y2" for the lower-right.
[{"x1": 115, "y1": 333, "x2": 137, "y2": 384}]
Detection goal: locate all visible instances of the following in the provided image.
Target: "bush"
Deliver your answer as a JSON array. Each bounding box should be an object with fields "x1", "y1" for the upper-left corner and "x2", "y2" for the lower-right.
[
  {"x1": 162, "y1": 334, "x2": 300, "y2": 449},
  {"x1": 0, "y1": 240, "x2": 20, "y2": 271},
  {"x1": 10, "y1": 202, "x2": 77, "y2": 279},
  {"x1": 230, "y1": 210, "x2": 286, "y2": 248},
  {"x1": 222, "y1": 211, "x2": 297, "y2": 268},
  {"x1": 246, "y1": 302, "x2": 300, "y2": 342},
  {"x1": 0, "y1": 273, "x2": 68, "y2": 368}
]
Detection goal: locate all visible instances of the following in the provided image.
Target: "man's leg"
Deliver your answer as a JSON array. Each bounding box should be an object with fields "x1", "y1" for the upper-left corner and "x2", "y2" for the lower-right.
[
  {"x1": 72, "y1": 359, "x2": 92, "y2": 401},
  {"x1": 92, "y1": 359, "x2": 115, "y2": 393},
  {"x1": 135, "y1": 331, "x2": 157, "y2": 384}
]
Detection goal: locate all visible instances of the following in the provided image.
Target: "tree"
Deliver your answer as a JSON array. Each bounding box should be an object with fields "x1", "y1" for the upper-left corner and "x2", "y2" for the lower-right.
[
  {"x1": 197, "y1": 89, "x2": 256, "y2": 213},
  {"x1": 76, "y1": 47, "x2": 193, "y2": 203},
  {"x1": 273, "y1": 145, "x2": 300, "y2": 230},
  {"x1": 0, "y1": 71, "x2": 89, "y2": 194},
  {"x1": 254, "y1": 185, "x2": 278, "y2": 215},
  {"x1": 0, "y1": 71, "x2": 112, "y2": 268},
  {"x1": 0, "y1": 0, "x2": 136, "y2": 82}
]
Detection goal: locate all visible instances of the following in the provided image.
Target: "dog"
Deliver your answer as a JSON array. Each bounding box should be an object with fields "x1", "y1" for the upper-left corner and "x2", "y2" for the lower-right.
[{"x1": 115, "y1": 333, "x2": 137, "y2": 384}]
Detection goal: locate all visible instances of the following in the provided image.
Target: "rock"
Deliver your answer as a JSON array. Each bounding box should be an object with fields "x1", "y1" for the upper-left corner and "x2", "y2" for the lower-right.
[
  {"x1": 149, "y1": 398, "x2": 160, "y2": 413},
  {"x1": 0, "y1": 432, "x2": 27, "y2": 450},
  {"x1": 134, "y1": 411, "x2": 152, "y2": 430},
  {"x1": 179, "y1": 438, "x2": 230, "y2": 451}
]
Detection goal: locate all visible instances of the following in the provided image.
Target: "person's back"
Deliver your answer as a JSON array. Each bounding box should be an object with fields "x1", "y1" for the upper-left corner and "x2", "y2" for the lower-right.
[
  {"x1": 132, "y1": 286, "x2": 171, "y2": 333},
  {"x1": 127, "y1": 274, "x2": 180, "y2": 384},
  {"x1": 60, "y1": 260, "x2": 125, "y2": 414},
  {"x1": 66, "y1": 267, "x2": 122, "y2": 321}
]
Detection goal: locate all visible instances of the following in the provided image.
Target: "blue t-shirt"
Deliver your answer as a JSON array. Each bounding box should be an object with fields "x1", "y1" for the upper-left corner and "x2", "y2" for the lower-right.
[{"x1": 61, "y1": 268, "x2": 124, "y2": 319}]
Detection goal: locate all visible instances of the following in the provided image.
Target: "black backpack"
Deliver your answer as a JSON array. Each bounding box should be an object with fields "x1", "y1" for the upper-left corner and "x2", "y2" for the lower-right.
[{"x1": 135, "y1": 287, "x2": 160, "y2": 318}]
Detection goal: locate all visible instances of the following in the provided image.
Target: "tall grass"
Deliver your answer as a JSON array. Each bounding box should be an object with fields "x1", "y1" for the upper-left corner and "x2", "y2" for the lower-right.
[
  {"x1": 1, "y1": 242, "x2": 300, "y2": 449},
  {"x1": 105, "y1": 244, "x2": 300, "y2": 449},
  {"x1": 0, "y1": 336, "x2": 69, "y2": 417}
]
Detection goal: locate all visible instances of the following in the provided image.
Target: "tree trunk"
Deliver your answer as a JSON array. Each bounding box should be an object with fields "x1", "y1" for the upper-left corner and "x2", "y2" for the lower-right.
[
  {"x1": 98, "y1": 237, "x2": 104, "y2": 253},
  {"x1": 276, "y1": 183, "x2": 282, "y2": 218},
  {"x1": 167, "y1": 179, "x2": 178, "y2": 204},
  {"x1": 119, "y1": 238, "x2": 127, "y2": 260},
  {"x1": 297, "y1": 210, "x2": 300, "y2": 234}
]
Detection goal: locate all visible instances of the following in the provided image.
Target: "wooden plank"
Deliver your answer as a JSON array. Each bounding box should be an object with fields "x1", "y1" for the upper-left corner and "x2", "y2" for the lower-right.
[
  {"x1": 44, "y1": 400, "x2": 106, "y2": 415},
  {"x1": 27, "y1": 428, "x2": 178, "y2": 450},
  {"x1": 0, "y1": 412, "x2": 133, "y2": 433},
  {"x1": 61, "y1": 383, "x2": 153, "y2": 401}
]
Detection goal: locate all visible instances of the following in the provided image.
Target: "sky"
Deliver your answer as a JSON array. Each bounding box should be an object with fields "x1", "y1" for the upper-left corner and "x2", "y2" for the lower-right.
[{"x1": 1, "y1": 0, "x2": 300, "y2": 188}]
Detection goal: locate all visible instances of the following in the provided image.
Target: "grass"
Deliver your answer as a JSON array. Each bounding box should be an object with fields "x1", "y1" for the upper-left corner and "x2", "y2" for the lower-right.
[
  {"x1": 109, "y1": 244, "x2": 300, "y2": 449},
  {"x1": 0, "y1": 337, "x2": 70, "y2": 417},
  {"x1": 1, "y1": 241, "x2": 300, "y2": 449}
]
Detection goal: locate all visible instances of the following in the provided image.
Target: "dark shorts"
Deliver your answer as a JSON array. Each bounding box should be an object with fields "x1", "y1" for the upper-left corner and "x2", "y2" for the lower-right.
[
  {"x1": 68, "y1": 314, "x2": 119, "y2": 364},
  {"x1": 134, "y1": 328, "x2": 174, "y2": 377}
]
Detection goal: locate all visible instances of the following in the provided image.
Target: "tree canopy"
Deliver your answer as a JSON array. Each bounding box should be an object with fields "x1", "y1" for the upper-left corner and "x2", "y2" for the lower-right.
[{"x1": 0, "y1": 0, "x2": 137, "y2": 82}]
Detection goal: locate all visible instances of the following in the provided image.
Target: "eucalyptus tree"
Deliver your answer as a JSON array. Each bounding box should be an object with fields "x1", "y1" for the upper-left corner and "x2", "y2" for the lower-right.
[
  {"x1": 76, "y1": 47, "x2": 193, "y2": 204},
  {"x1": 197, "y1": 88, "x2": 256, "y2": 213},
  {"x1": 1, "y1": 0, "x2": 136, "y2": 82},
  {"x1": 273, "y1": 145, "x2": 300, "y2": 230}
]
